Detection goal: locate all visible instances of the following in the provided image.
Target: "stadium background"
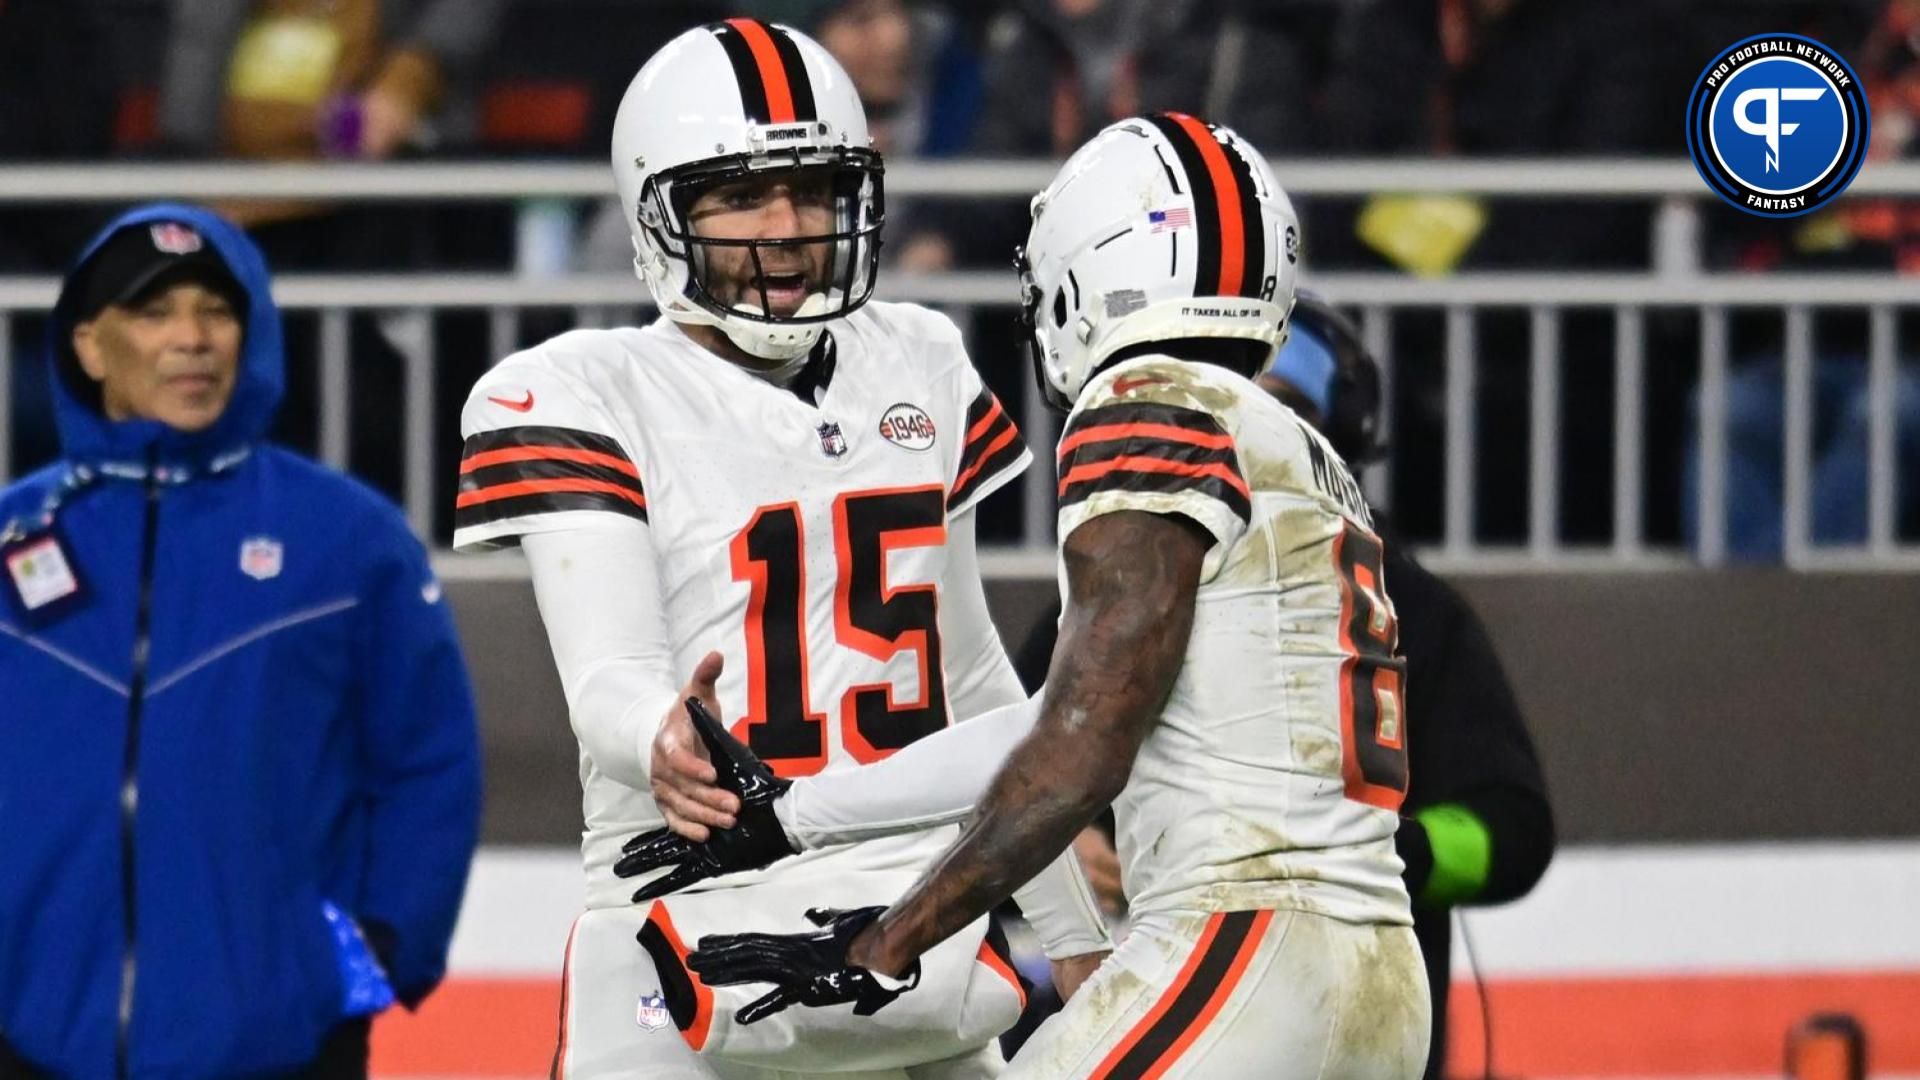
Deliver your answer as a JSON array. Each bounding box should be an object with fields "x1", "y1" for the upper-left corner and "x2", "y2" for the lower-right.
[{"x1": 3, "y1": 0, "x2": 1918, "y2": 1076}]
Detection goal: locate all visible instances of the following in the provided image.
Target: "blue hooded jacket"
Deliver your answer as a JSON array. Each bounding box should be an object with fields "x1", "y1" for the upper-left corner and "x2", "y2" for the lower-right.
[{"x1": 0, "y1": 205, "x2": 482, "y2": 1077}]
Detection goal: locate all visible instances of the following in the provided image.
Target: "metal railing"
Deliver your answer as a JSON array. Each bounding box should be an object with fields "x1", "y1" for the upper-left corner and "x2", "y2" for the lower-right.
[{"x1": 2, "y1": 159, "x2": 1916, "y2": 573}]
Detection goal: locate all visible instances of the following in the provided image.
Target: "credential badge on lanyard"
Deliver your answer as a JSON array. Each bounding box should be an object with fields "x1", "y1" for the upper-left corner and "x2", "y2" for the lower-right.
[{"x1": 4, "y1": 524, "x2": 87, "y2": 621}]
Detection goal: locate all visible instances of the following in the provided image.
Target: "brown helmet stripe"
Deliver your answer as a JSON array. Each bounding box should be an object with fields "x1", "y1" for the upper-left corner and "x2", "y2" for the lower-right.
[
  {"x1": 711, "y1": 18, "x2": 815, "y2": 125},
  {"x1": 1147, "y1": 113, "x2": 1264, "y2": 299}
]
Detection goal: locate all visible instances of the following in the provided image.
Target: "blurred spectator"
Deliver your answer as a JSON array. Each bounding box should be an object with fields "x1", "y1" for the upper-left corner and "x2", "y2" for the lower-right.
[
  {"x1": 974, "y1": 0, "x2": 1148, "y2": 159},
  {"x1": 0, "y1": 0, "x2": 125, "y2": 497},
  {"x1": 158, "y1": 0, "x2": 507, "y2": 230},
  {"x1": 1312, "y1": 0, "x2": 1677, "y2": 274},
  {"x1": 0, "y1": 0, "x2": 119, "y2": 271},
  {"x1": 1686, "y1": 348, "x2": 1920, "y2": 559},
  {"x1": 153, "y1": 0, "x2": 509, "y2": 503},
  {"x1": 0, "y1": 204, "x2": 481, "y2": 1077},
  {"x1": 813, "y1": 0, "x2": 990, "y2": 270},
  {"x1": 1131, "y1": 0, "x2": 1427, "y2": 155}
]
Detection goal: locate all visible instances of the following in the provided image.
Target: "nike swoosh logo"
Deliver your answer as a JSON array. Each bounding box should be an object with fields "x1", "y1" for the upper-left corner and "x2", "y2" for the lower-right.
[
  {"x1": 487, "y1": 390, "x2": 535, "y2": 412},
  {"x1": 1112, "y1": 375, "x2": 1169, "y2": 396}
]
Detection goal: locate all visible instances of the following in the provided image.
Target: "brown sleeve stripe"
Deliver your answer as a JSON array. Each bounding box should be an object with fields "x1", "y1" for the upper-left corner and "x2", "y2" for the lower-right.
[
  {"x1": 1057, "y1": 401, "x2": 1248, "y2": 520},
  {"x1": 949, "y1": 387, "x2": 1027, "y2": 510},
  {"x1": 456, "y1": 426, "x2": 646, "y2": 529},
  {"x1": 1058, "y1": 458, "x2": 1252, "y2": 525},
  {"x1": 459, "y1": 444, "x2": 637, "y2": 478},
  {"x1": 1058, "y1": 454, "x2": 1248, "y2": 501},
  {"x1": 1090, "y1": 910, "x2": 1273, "y2": 1079},
  {"x1": 963, "y1": 389, "x2": 1010, "y2": 447},
  {"x1": 1062, "y1": 401, "x2": 1225, "y2": 445},
  {"x1": 1057, "y1": 421, "x2": 1234, "y2": 461}
]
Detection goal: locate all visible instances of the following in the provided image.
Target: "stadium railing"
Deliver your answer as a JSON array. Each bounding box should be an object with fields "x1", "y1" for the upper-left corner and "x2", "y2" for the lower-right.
[{"x1": 2, "y1": 159, "x2": 1916, "y2": 573}]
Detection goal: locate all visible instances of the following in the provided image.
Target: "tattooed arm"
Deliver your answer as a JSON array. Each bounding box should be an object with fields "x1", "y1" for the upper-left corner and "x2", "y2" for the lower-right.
[{"x1": 845, "y1": 509, "x2": 1210, "y2": 977}]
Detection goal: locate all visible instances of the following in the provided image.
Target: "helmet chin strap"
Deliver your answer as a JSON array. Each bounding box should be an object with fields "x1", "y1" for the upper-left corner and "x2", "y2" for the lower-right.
[
  {"x1": 718, "y1": 292, "x2": 829, "y2": 361},
  {"x1": 633, "y1": 238, "x2": 834, "y2": 361}
]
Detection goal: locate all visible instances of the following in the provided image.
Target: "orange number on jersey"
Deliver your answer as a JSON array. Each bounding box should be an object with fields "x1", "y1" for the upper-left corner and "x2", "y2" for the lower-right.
[
  {"x1": 1333, "y1": 523, "x2": 1409, "y2": 810},
  {"x1": 729, "y1": 487, "x2": 950, "y2": 777},
  {"x1": 834, "y1": 486, "x2": 949, "y2": 763}
]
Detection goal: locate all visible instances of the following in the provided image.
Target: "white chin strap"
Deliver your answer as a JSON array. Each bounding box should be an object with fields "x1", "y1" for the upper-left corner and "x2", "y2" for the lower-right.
[
  {"x1": 719, "y1": 292, "x2": 830, "y2": 361},
  {"x1": 633, "y1": 238, "x2": 833, "y2": 361}
]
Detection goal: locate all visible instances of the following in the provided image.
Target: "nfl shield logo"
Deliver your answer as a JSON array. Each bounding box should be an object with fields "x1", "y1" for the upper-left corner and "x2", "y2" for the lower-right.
[
  {"x1": 239, "y1": 536, "x2": 283, "y2": 581},
  {"x1": 635, "y1": 990, "x2": 672, "y2": 1031},
  {"x1": 817, "y1": 421, "x2": 848, "y2": 458},
  {"x1": 150, "y1": 222, "x2": 204, "y2": 254}
]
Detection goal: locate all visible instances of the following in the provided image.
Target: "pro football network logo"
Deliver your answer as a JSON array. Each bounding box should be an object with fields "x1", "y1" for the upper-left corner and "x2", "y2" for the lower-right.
[{"x1": 1686, "y1": 33, "x2": 1869, "y2": 218}]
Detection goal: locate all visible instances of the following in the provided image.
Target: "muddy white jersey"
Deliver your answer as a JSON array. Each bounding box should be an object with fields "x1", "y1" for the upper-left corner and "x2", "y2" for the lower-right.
[
  {"x1": 1055, "y1": 354, "x2": 1412, "y2": 926},
  {"x1": 454, "y1": 302, "x2": 1030, "y2": 906}
]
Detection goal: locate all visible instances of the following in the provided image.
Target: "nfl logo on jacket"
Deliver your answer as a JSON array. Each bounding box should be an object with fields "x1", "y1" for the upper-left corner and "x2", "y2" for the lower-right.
[{"x1": 239, "y1": 535, "x2": 283, "y2": 581}]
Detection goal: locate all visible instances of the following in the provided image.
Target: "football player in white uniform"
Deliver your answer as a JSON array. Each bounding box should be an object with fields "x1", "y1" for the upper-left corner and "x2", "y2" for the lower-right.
[
  {"x1": 452, "y1": 19, "x2": 1110, "y2": 1080},
  {"x1": 641, "y1": 114, "x2": 1431, "y2": 1078}
]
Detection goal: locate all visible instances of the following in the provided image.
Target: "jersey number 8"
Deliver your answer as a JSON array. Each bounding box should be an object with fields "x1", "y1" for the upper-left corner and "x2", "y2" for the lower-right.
[{"x1": 1333, "y1": 523, "x2": 1409, "y2": 810}]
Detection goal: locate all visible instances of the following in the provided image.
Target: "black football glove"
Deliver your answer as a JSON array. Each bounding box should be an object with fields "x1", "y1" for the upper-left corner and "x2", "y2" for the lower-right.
[
  {"x1": 686, "y1": 906, "x2": 921, "y2": 1025},
  {"x1": 614, "y1": 697, "x2": 797, "y2": 901}
]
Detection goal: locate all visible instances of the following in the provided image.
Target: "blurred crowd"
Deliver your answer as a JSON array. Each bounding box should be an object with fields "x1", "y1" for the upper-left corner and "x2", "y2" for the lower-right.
[{"x1": 2, "y1": 0, "x2": 1917, "y2": 552}]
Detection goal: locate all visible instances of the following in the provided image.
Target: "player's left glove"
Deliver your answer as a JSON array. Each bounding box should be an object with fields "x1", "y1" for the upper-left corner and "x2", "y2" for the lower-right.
[
  {"x1": 615, "y1": 696, "x2": 797, "y2": 901},
  {"x1": 685, "y1": 906, "x2": 921, "y2": 1025}
]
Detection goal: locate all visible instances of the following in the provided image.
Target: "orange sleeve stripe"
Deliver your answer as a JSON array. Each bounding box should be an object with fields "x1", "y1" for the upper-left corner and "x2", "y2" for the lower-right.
[
  {"x1": 964, "y1": 395, "x2": 1008, "y2": 446},
  {"x1": 455, "y1": 478, "x2": 648, "y2": 509},
  {"x1": 976, "y1": 939, "x2": 1028, "y2": 1012},
  {"x1": 644, "y1": 904, "x2": 714, "y2": 1052},
  {"x1": 1056, "y1": 422, "x2": 1235, "y2": 459},
  {"x1": 1168, "y1": 111, "x2": 1246, "y2": 298},
  {"x1": 1057, "y1": 455, "x2": 1250, "y2": 500},
  {"x1": 726, "y1": 18, "x2": 796, "y2": 123},
  {"x1": 952, "y1": 424, "x2": 1021, "y2": 495},
  {"x1": 458, "y1": 445, "x2": 639, "y2": 477}
]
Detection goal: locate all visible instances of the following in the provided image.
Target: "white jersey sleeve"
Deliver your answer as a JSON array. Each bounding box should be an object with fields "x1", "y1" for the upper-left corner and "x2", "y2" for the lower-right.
[
  {"x1": 519, "y1": 520, "x2": 679, "y2": 790},
  {"x1": 1056, "y1": 357, "x2": 1252, "y2": 579},
  {"x1": 937, "y1": 513, "x2": 1026, "y2": 721},
  {"x1": 453, "y1": 353, "x2": 648, "y2": 552}
]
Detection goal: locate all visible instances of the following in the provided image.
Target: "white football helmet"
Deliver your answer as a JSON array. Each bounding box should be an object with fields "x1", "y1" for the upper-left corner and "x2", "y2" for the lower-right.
[
  {"x1": 611, "y1": 19, "x2": 883, "y2": 360},
  {"x1": 1017, "y1": 113, "x2": 1300, "y2": 409}
]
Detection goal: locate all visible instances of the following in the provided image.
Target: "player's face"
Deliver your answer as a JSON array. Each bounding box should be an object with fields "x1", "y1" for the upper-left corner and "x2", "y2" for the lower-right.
[
  {"x1": 71, "y1": 281, "x2": 242, "y2": 432},
  {"x1": 686, "y1": 168, "x2": 835, "y2": 317}
]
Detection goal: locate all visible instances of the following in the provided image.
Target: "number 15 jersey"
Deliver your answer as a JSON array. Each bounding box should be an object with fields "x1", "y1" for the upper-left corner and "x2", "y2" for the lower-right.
[
  {"x1": 453, "y1": 302, "x2": 1030, "y2": 906},
  {"x1": 1056, "y1": 354, "x2": 1412, "y2": 927}
]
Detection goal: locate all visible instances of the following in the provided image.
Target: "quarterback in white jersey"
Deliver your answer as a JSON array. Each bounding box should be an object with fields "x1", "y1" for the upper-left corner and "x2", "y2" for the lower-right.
[
  {"x1": 454, "y1": 19, "x2": 1109, "y2": 1080},
  {"x1": 665, "y1": 114, "x2": 1429, "y2": 1079}
]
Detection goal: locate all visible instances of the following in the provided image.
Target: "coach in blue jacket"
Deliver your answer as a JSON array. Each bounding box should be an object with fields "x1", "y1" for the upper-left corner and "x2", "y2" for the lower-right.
[{"x1": 0, "y1": 204, "x2": 482, "y2": 1078}]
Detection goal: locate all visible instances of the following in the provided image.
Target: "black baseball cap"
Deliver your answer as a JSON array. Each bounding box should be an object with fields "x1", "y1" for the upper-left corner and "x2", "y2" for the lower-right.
[{"x1": 72, "y1": 221, "x2": 247, "y2": 322}]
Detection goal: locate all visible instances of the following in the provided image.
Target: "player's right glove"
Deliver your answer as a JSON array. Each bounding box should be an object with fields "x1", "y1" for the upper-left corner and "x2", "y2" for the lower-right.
[
  {"x1": 687, "y1": 906, "x2": 921, "y2": 1024},
  {"x1": 614, "y1": 697, "x2": 797, "y2": 900}
]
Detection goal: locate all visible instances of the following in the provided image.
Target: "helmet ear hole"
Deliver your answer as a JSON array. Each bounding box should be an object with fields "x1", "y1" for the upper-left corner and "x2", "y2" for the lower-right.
[{"x1": 1052, "y1": 288, "x2": 1068, "y2": 328}]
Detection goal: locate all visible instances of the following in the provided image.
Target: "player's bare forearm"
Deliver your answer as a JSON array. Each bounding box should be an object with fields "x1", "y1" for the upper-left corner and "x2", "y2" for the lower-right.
[{"x1": 847, "y1": 510, "x2": 1208, "y2": 977}]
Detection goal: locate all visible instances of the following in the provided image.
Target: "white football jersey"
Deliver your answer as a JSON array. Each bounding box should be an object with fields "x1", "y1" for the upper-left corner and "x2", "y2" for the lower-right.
[
  {"x1": 454, "y1": 302, "x2": 1030, "y2": 905},
  {"x1": 1055, "y1": 354, "x2": 1412, "y2": 926}
]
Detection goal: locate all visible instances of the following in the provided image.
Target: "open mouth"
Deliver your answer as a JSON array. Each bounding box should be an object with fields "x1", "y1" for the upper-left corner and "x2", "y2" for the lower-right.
[{"x1": 751, "y1": 272, "x2": 810, "y2": 310}]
